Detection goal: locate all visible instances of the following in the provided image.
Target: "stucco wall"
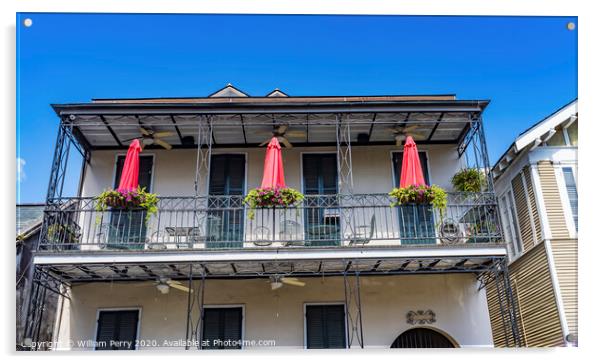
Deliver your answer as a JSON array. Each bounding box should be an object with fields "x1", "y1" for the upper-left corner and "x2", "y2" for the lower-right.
[
  {"x1": 80, "y1": 145, "x2": 464, "y2": 197},
  {"x1": 55, "y1": 273, "x2": 493, "y2": 350}
]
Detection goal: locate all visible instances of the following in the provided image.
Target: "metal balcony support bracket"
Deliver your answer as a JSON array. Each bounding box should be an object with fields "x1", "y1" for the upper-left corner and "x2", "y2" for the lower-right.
[
  {"x1": 343, "y1": 268, "x2": 364, "y2": 348},
  {"x1": 184, "y1": 266, "x2": 206, "y2": 350},
  {"x1": 336, "y1": 114, "x2": 356, "y2": 243},
  {"x1": 22, "y1": 268, "x2": 69, "y2": 350},
  {"x1": 477, "y1": 258, "x2": 523, "y2": 347},
  {"x1": 46, "y1": 123, "x2": 73, "y2": 204}
]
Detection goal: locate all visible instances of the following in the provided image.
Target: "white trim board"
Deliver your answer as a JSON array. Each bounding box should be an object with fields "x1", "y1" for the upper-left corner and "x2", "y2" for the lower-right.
[{"x1": 34, "y1": 246, "x2": 507, "y2": 265}]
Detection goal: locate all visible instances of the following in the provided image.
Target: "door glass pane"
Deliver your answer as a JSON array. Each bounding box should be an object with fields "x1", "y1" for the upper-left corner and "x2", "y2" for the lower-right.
[
  {"x1": 207, "y1": 155, "x2": 245, "y2": 248},
  {"x1": 392, "y1": 152, "x2": 435, "y2": 244},
  {"x1": 302, "y1": 154, "x2": 339, "y2": 247},
  {"x1": 107, "y1": 156, "x2": 153, "y2": 249}
]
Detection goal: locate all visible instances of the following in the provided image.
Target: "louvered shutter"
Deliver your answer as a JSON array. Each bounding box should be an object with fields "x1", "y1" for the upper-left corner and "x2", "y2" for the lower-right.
[
  {"x1": 96, "y1": 310, "x2": 138, "y2": 350},
  {"x1": 202, "y1": 307, "x2": 243, "y2": 350},
  {"x1": 305, "y1": 305, "x2": 346, "y2": 349},
  {"x1": 562, "y1": 167, "x2": 578, "y2": 231}
]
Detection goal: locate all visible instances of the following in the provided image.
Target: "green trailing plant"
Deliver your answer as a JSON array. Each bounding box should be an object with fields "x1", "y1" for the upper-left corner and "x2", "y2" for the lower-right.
[
  {"x1": 389, "y1": 184, "x2": 448, "y2": 215},
  {"x1": 243, "y1": 187, "x2": 305, "y2": 220},
  {"x1": 451, "y1": 168, "x2": 487, "y2": 193},
  {"x1": 46, "y1": 223, "x2": 80, "y2": 244},
  {"x1": 95, "y1": 186, "x2": 159, "y2": 225}
]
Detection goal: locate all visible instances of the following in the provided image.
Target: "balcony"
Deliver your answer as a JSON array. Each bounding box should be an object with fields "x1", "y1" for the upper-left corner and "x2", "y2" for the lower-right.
[{"x1": 38, "y1": 192, "x2": 502, "y2": 252}]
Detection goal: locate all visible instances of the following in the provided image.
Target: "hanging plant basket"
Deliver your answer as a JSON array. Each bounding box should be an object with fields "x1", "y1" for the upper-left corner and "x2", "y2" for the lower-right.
[
  {"x1": 95, "y1": 186, "x2": 159, "y2": 224},
  {"x1": 389, "y1": 184, "x2": 448, "y2": 213},
  {"x1": 243, "y1": 187, "x2": 305, "y2": 219}
]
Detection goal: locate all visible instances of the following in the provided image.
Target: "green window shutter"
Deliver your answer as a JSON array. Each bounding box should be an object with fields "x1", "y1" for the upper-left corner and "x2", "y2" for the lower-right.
[
  {"x1": 96, "y1": 310, "x2": 138, "y2": 350},
  {"x1": 305, "y1": 305, "x2": 346, "y2": 349},
  {"x1": 202, "y1": 307, "x2": 243, "y2": 350}
]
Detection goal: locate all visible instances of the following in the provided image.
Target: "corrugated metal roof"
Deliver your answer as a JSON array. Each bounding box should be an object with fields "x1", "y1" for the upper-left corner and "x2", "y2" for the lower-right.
[{"x1": 16, "y1": 204, "x2": 44, "y2": 235}]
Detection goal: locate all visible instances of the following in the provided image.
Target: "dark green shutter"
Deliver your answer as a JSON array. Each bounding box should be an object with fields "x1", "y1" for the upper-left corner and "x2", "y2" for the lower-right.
[
  {"x1": 202, "y1": 307, "x2": 243, "y2": 350},
  {"x1": 96, "y1": 310, "x2": 139, "y2": 350},
  {"x1": 391, "y1": 152, "x2": 435, "y2": 244},
  {"x1": 108, "y1": 156, "x2": 154, "y2": 249},
  {"x1": 305, "y1": 305, "x2": 346, "y2": 349},
  {"x1": 302, "y1": 154, "x2": 339, "y2": 246},
  {"x1": 207, "y1": 155, "x2": 245, "y2": 248}
]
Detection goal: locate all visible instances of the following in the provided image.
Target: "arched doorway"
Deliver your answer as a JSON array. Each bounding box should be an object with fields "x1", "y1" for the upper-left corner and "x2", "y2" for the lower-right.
[{"x1": 390, "y1": 328, "x2": 456, "y2": 348}]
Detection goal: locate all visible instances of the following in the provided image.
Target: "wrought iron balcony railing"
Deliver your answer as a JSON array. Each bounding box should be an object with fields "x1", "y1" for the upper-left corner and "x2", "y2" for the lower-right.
[{"x1": 38, "y1": 193, "x2": 502, "y2": 252}]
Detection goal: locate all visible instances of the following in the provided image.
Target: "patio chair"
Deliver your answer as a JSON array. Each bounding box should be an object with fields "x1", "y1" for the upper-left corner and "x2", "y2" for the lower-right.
[
  {"x1": 281, "y1": 220, "x2": 304, "y2": 246},
  {"x1": 348, "y1": 215, "x2": 376, "y2": 246}
]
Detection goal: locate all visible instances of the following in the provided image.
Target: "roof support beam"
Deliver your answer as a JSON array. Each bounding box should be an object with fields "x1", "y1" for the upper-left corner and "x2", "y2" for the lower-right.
[
  {"x1": 99, "y1": 115, "x2": 123, "y2": 147},
  {"x1": 169, "y1": 115, "x2": 185, "y2": 144}
]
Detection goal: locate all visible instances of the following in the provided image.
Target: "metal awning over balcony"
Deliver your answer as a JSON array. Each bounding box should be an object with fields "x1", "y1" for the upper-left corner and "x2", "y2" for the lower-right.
[{"x1": 51, "y1": 97, "x2": 489, "y2": 150}]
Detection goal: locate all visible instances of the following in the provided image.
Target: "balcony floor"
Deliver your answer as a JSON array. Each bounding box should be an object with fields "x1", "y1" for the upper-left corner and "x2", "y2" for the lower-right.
[{"x1": 34, "y1": 243, "x2": 506, "y2": 282}]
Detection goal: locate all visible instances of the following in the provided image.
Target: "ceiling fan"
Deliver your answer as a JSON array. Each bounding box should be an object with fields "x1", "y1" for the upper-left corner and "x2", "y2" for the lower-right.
[
  {"x1": 152, "y1": 277, "x2": 192, "y2": 294},
  {"x1": 388, "y1": 125, "x2": 430, "y2": 146},
  {"x1": 122, "y1": 127, "x2": 175, "y2": 150},
  {"x1": 258, "y1": 125, "x2": 306, "y2": 149},
  {"x1": 269, "y1": 275, "x2": 306, "y2": 290}
]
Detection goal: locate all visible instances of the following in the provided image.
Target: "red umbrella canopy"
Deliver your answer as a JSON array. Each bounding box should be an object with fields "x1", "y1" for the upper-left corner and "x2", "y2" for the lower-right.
[
  {"x1": 260, "y1": 137, "x2": 287, "y2": 189},
  {"x1": 117, "y1": 139, "x2": 142, "y2": 192},
  {"x1": 399, "y1": 136, "x2": 426, "y2": 188}
]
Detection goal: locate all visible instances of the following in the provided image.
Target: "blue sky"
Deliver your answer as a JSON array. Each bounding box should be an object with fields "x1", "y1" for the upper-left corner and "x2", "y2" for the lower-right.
[{"x1": 16, "y1": 13, "x2": 577, "y2": 203}]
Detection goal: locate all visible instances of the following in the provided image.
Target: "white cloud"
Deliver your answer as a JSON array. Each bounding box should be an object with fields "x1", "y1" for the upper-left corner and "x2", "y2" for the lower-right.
[{"x1": 17, "y1": 158, "x2": 26, "y2": 182}]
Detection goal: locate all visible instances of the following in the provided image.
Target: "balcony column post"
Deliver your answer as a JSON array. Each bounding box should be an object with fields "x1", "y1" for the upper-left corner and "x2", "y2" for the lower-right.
[
  {"x1": 45, "y1": 121, "x2": 73, "y2": 204},
  {"x1": 193, "y1": 116, "x2": 213, "y2": 238},
  {"x1": 336, "y1": 114, "x2": 355, "y2": 244}
]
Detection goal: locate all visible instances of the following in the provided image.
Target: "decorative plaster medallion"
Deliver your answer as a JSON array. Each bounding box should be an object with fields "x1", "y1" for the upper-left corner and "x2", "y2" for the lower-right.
[{"x1": 406, "y1": 310, "x2": 436, "y2": 325}]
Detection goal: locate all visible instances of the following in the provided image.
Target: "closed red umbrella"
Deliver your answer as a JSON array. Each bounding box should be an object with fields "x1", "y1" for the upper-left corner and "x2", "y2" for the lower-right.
[
  {"x1": 261, "y1": 137, "x2": 287, "y2": 189},
  {"x1": 399, "y1": 135, "x2": 426, "y2": 188},
  {"x1": 117, "y1": 139, "x2": 142, "y2": 192}
]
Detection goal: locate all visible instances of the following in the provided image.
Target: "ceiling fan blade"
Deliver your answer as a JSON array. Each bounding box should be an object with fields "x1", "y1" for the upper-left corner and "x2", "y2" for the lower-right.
[
  {"x1": 276, "y1": 125, "x2": 288, "y2": 134},
  {"x1": 403, "y1": 125, "x2": 419, "y2": 132},
  {"x1": 140, "y1": 127, "x2": 151, "y2": 136},
  {"x1": 285, "y1": 130, "x2": 307, "y2": 138},
  {"x1": 153, "y1": 131, "x2": 175, "y2": 138},
  {"x1": 396, "y1": 137, "x2": 403, "y2": 147},
  {"x1": 154, "y1": 138, "x2": 173, "y2": 150},
  {"x1": 259, "y1": 138, "x2": 271, "y2": 147},
  {"x1": 168, "y1": 282, "x2": 192, "y2": 293},
  {"x1": 279, "y1": 137, "x2": 293, "y2": 149},
  {"x1": 281, "y1": 277, "x2": 306, "y2": 287}
]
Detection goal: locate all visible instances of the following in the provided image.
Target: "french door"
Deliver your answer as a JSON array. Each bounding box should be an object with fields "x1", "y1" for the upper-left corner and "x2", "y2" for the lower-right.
[
  {"x1": 392, "y1": 152, "x2": 435, "y2": 244},
  {"x1": 206, "y1": 154, "x2": 245, "y2": 248},
  {"x1": 302, "y1": 154, "x2": 339, "y2": 246},
  {"x1": 107, "y1": 155, "x2": 153, "y2": 249}
]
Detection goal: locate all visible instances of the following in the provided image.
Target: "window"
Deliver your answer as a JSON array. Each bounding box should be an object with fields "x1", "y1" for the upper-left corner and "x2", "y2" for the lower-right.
[
  {"x1": 562, "y1": 167, "x2": 578, "y2": 232},
  {"x1": 500, "y1": 192, "x2": 522, "y2": 259},
  {"x1": 202, "y1": 307, "x2": 243, "y2": 350},
  {"x1": 95, "y1": 310, "x2": 139, "y2": 350},
  {"x1": 305, "y1": 304, "x2": 346, "y2": 349}
]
